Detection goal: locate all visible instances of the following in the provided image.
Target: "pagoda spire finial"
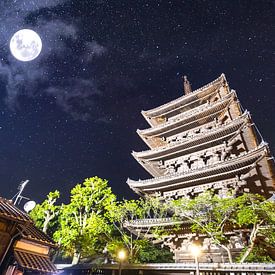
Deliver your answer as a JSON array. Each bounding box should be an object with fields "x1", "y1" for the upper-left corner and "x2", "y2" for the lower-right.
[{"x1": 182, "y1": 75, "x2": 192, "y2": 95}]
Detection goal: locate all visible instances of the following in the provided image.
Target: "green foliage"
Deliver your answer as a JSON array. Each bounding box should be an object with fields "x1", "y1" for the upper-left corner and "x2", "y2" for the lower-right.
[
  {"x1": 173, "y1": 191, "x2": 236, "y2": 243},
  {"x1": 136, "y1": 240, "x2": 173, "y2": 263},
  {"x1": 237, "y1": 246, "x2": 274, "y2": 263},
  {"x1": 107, "y1": 195, "x2": 172, "y2": 263},
  {"x1": 30, "y1": 190, "x2": 60, "y2": 235},
  {"x1": 172, "y1": 190, "x2": 275, "y2": 263},
  {"x1": 53, "y1": 177, "x2": 116, "y2": 261},
  {"x1": 106, "y1": 239, "x2": 173, "y2": 264}
]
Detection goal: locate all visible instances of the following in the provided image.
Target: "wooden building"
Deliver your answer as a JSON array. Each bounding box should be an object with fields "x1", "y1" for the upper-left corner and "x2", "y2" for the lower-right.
[
  {"x1": 0, "y1": 197, "x2": 57, "y2": 274},
  {"x1": 126, "y1": 74, "x2": 275, "y2": 262}
]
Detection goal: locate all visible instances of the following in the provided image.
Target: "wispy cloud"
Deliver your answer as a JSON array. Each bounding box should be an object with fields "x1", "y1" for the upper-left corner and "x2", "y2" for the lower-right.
[
  {"x1": 0, "y1": 0, "x2": 108, "y2": 121},
  {"x1": 46, "y1": 78, "x2": 101, "y2": 121}
]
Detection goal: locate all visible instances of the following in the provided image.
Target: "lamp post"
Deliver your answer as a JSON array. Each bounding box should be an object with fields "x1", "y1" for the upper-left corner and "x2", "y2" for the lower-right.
[
  {"x1": 117, "y1": 249, "x2": 126, "y2": 275},
  {"x1": 190, "y1": 244, "x2": 201, "y2": 275}
]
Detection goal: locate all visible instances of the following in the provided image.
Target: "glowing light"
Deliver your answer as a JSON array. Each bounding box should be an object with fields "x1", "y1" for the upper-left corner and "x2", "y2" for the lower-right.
[
  {"x1": 10, "y1": 29, "x2": 42, "y2": 62},
  {"x1": 190, "y1": 244, "x2": 201, "y2": 257},
  {"x1": 118, "y1": 250, "x2": 126, "y2": 261}
]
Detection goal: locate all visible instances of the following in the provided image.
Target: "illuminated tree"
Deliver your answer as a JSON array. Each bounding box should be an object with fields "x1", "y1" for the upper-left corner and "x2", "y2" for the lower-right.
[
  {"x1": 53, "y1": 177, "x2": 116, "y2": 264},
  {"x1": 107, "y1": 196, "x2": 171, "y2": 263},
  {"x1": 173, "y1": 191, "x2": 275, "y2": 263},
  {"x1": 30, "y1": 190, "x2": 60, "y2": 234}
]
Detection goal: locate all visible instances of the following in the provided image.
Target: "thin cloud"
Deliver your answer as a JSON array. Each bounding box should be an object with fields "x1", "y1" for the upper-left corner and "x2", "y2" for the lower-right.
[{"x1": 0, "y1": 0, "x2": 108, "y2": 121}]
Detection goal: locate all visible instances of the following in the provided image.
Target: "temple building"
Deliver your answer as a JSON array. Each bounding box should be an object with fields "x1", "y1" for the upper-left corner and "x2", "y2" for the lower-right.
[
  {"x1": 126, "y1": 74, "x2": 275, "y2": 262},
  {"x1": 0, "y1": 197, "x2": 57, "y2": 274}
]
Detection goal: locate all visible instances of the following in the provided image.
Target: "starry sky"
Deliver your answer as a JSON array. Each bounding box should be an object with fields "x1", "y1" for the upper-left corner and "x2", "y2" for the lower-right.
[{"x1": 0, "y1": 0, "x2": 274, "y2": 203}]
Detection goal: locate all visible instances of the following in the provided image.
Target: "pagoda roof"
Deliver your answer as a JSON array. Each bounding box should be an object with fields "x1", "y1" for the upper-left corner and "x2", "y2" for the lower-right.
[
  {"x1": 141, "y1": 74, "x2": 227, "y2": 120},
  {"x1": 137, "y1": 91, "x2": 235, "y2": 140},
  {"x1": 127, "y1": 143, "x2": 268, "y2": 194},
  {"x1": 133, "y1": 111, "x2": 251, "y2": 163}
]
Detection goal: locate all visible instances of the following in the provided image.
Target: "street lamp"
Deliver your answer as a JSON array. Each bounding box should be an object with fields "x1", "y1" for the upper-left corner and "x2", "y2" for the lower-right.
[
  {"x1": 117, "y1": 249, "x2": 126, "y2": 275},
  {"x1": 190, "y1": 244, "x2": 201, "y2": 275}
]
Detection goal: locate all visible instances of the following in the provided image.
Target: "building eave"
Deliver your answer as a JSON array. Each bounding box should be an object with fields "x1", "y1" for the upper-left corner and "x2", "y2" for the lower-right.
[
  {"x1": 127, "y1": 143, "x2": 268, "y2": 193},
  {"x1": 142, "y1": 74, "x2": 227, "y2": 119},
  {"x1": 134, "y1": 111, "x2": 251, "y2": 162},
  {"x1": 138, "y1": 91, "x2": 235, "y2": 138}
]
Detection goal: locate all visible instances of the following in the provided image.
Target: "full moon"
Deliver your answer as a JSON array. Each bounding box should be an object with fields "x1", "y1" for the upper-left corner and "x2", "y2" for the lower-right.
[{"x1": 10, "y1": 29, "x2": 42, "y2": 62}]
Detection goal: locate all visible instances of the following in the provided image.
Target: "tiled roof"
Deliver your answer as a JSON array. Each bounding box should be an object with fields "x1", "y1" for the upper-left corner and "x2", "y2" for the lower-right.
[
  {"x1": 0, "y1": 197, "x2": 57, "y2": 247},
  {"x1": 17, "y1": 223, "x2": 57, "y2": 248},
  {"x1": 14, "y1": 249, "x2": 57, "y2": 273},
  {"x1": 0, "y1": 197, "x2": 31, "y2": 223}
]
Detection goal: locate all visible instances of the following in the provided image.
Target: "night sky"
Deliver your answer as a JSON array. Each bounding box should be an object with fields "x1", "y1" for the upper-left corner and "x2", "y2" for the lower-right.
[{"x1": 0, "y1": 1, "x2": 274, "y2": 203}]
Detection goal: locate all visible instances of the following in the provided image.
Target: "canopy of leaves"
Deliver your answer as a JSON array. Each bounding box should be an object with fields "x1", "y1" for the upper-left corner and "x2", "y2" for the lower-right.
[
  {"x1": 172, "y1": 191, "x2": 275, "y2": 263},
  {"x1": 30, "y1": 190, "x2": 60, "y2": 235},
  {"x1": 107, "y1": 195, "x2": 172, "y2": 263},
  {"x1": 53, "y1": 177, "x2": 116, "y2": 259}
]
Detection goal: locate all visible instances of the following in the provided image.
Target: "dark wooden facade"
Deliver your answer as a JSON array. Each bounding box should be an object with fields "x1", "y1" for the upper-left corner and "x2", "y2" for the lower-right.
[{"x1": 0, "y1": 197, "x2": 57, "y2": 274}]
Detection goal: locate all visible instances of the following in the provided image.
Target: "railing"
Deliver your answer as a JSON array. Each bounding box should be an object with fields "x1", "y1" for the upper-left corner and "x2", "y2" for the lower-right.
[
  {"x1": 123, "y1": 217, "x2": 181, "y2": 227},
  {"x1": 56, "y1": 262, "x2": 275, "y2": 272}
]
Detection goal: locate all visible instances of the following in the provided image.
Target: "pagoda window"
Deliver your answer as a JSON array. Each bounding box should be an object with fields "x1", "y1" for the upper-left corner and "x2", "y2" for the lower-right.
[
  {"x1": 201, "y1": 155, "x2": 211, "y2": 166},
  {"x1": 207, "y1": 125, "x2": 213, "y2": 130},
  {"x1": 159, "y1": 160, "x2": 164, "y2": 166},
  {"x1": 220, "y1": 114, "x2": 229, "y2": 124},
  {"x1": 185, "y1": 159, "x2": 196, "y2": 169},
  {"x1": 173, "y1": 162, "x2": 181, "y2": 173},
  {"x1": 165, "y1": 164, "x2": 176, "y2": 174},
  {"x1": 212, "y1": 96, "x2": 219, "y2": 103},
  {"x1": 194, "y1": 128, "x2": 201, "y2": 134}
]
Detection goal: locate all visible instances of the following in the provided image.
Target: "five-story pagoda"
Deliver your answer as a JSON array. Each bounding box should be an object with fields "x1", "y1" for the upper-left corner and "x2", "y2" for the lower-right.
[{"x1": 126, "y1": 74, "x2": 275, "y2": 262}]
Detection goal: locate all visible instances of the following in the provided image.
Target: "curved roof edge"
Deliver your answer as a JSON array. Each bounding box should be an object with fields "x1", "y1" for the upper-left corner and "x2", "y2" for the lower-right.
[{"x1": 142, "y1": 73, "x2": 227, "y2": 118}]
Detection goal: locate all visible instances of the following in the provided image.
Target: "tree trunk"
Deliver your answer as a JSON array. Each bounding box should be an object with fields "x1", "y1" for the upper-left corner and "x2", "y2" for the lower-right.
[
  {"x1": 220, "y1": 244, "x2": 233, "y2": 263},
  {"x1": 43, "y1": 219, "x2": 49, "y2": 233},
  {"x1": 239, "y1": 224, "x2": 259, "y2": 263},
  {"x1": 129, "y1": 234, "x2": 133, "y2": 262},
  {"x1": 72, "y1": 252, "x2": 80, "y2": 264}
]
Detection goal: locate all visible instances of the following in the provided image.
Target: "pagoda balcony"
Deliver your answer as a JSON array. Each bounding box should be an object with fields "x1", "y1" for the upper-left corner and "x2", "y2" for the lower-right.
[
  {"x1": 124, "y1": 217, "x2": 185, "y2": 229},
  {"x1": 137, "y1": 91, "x2": 236, "y2": 140},
  {"x1": 133, "y1": 111, "x2": 250, "y2": 162},
  {"x1": 142, "y1": 74, "x2": 227, "y2": 122},
  {"x1": 127, "y1": 143, "x2": 268, "y2": 193},
  {"x1": 162, "y1": 177, "x2": 242, "y2": 198}
]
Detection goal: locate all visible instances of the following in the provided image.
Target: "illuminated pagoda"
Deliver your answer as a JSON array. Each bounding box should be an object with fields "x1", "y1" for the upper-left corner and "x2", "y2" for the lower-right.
[{"x1": 126, "y1": 74, "x2": 275, "y2": 262}]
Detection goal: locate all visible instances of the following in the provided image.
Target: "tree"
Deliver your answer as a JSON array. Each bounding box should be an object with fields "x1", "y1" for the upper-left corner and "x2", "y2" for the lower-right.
[
  {"x1": 30, "y1": 178, "x2": 175, "y2": 264},
  {"x1": 233, "y1": 193, "x2": 275, "y2": 263},
  {"x1": 107, "y1": 196, "x2": 171, "y2": 263},
  {"x1": 135, "y1": 239, "x2": 173, "y2": 263},
  {"x1": 172, "y1": 191, "x2": 275, "y2": 263},
  {"x1": 53, "y1": 177, "x2": 116, "y2": 264},
  {"x1": 173, "y1": 191, "x2": 237, "y2": 263},
  {"x1": 30, "y1": 190, "x2": 60, "y2": 235}
]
